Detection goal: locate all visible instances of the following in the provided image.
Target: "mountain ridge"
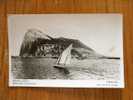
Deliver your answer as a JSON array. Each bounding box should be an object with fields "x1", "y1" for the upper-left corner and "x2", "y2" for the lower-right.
[{"x1": 19, "y1": 29, "x2": 103, "y2": 59}]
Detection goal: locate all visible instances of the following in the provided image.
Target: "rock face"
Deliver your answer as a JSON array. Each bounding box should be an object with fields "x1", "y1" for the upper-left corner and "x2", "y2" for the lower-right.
[
  {"x1": 19, "y1": 29, "x2": 103, "y2": 59},
  {"x1": 19, "y1": 29, "x2": 52, "y2": 57}
]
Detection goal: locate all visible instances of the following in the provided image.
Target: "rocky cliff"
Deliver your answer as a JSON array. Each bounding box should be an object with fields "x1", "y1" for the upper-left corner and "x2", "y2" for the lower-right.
[{"x1": 19, "y1": 29, "x2": 103, "y2": 59}]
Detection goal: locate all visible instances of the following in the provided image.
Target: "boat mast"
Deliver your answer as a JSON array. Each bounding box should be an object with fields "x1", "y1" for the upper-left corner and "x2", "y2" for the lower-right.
[{"x1": 56, "y1": 44, "x2": 72, "y2": 65}]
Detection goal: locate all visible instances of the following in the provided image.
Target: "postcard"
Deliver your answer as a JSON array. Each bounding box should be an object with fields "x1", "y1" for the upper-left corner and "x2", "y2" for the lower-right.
[{"x1": 8, "y1": 14, "x2": 124, "y2": 88}]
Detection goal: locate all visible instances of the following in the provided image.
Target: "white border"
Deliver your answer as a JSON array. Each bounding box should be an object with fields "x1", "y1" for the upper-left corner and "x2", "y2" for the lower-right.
[{"x1": 8, "y1": 14, "x2": 124, "y2": 88}]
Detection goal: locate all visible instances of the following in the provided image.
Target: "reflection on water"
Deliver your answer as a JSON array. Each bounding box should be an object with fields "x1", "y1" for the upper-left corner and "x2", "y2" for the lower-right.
[
  {"x1": 11, "y1": 57, "x2": 120, "y2": 80},
  {"x1": 12, "y1": 57, "x2": 70, "y2": 79}
]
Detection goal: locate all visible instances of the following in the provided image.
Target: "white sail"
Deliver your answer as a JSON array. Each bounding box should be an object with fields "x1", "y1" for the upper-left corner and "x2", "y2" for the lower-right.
[{"x1": 57, "y1": 44, "x2": 72, "y2": 65}]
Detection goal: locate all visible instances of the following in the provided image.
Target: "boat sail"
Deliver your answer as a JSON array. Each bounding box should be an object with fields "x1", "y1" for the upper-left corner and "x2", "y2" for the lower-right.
[{"x1": 54, "y1": 44, "x2": 73, "y2": 68}]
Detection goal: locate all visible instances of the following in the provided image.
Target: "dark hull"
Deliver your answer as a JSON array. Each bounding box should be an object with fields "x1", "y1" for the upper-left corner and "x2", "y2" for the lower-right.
[{"x1": 53, "y1": 65, "x2": 70, "y2": 74}]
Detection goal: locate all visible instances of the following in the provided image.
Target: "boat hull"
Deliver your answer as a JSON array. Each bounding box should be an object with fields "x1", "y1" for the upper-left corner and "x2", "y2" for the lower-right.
[{"x1": 53, "y1": 64, "x2": 70, "y2": 74}]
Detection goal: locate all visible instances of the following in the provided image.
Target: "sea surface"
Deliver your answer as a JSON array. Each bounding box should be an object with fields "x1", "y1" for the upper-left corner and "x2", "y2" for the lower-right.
[{"x1": 11, "y1": 57, "x2": 121, "y2": 80}]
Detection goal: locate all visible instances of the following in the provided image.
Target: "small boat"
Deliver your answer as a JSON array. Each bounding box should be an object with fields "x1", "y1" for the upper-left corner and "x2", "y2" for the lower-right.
[{"x1": 53, "y1": 44, "x2": 73, "y2": 74}]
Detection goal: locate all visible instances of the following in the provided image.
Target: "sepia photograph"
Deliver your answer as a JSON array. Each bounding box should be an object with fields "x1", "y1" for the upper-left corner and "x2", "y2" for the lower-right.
[{"x1": 8, "y1": 14, "x2": 124, "y2": 88}]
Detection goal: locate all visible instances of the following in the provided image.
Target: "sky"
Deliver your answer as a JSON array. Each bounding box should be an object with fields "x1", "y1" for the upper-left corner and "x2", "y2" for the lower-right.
[{"x1": 8, "y1": 14, "x2": 123, "y2": 57}]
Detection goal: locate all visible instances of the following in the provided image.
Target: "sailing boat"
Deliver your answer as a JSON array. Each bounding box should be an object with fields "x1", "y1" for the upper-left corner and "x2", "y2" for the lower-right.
[{"x1": 53, "y1": 44, "x2": 73, "y2": 69}]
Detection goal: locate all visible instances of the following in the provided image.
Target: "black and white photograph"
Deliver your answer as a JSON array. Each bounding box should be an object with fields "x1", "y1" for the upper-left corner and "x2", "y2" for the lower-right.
[{"x1": 8, "y1": 14, "x2": 124, "y2": 88}]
